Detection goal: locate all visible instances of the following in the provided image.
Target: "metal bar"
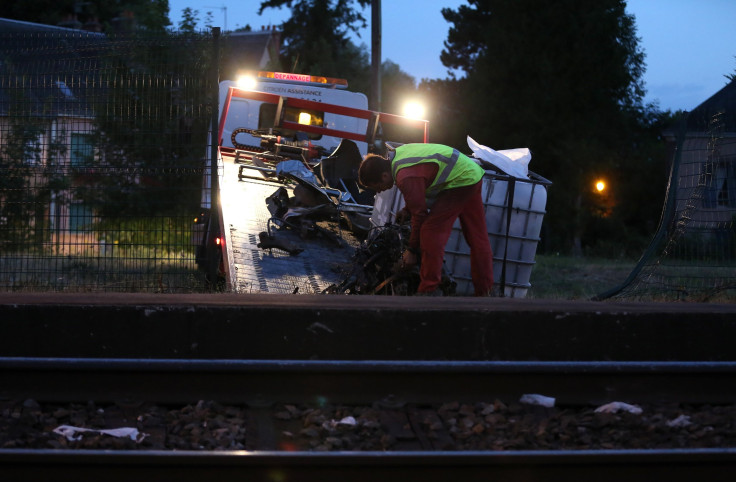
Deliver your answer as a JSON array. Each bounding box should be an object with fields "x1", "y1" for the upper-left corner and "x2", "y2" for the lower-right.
[
  {"x1": 226, "y1": 87, "x2": 428, "y2": 132},
  {"x1": 3, "y1": 358, "x2": 736, "y2": 405},
  {"x1": 208, "y1": 27, "x2": 223, "y2": 287},
  {"x1": 238, "y1": 165, "x2": 276, "y2": 174},
  {"x1": 217, "y1": 87, "x2": 233, "y2": 146},
  {"x1": 374, "y1": 111, "x2": 429, "y2": 129},
  {"x1": 230, "y1": 88, "x2": 282, "y2": 103},
  {"x1": 222, "y1": 86, "x2": 429, "y2": 143},
  {"x1": 280, "y1": 120, "x2": 368, "y2": 142},
  {"x1": 2, "y1": 449, "x2": 736, "y2": 482},
  {"x1": 285, "y1": 96, "x2": 373, "y2": 120}
]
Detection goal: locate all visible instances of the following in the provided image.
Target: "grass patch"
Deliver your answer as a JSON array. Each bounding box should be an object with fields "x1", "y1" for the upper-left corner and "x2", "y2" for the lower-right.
[{"x1": 527, "y1": 255, "x2": 637, "y2": 300}]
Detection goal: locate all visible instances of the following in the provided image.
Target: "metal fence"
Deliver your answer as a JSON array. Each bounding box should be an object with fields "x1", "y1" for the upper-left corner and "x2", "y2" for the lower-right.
[
  {"x1": 599, "y1": 107, "x2": 736, "y2": 302},
  {"x1": 0, "y1": 30, "x2": 219, "y2": 292}
]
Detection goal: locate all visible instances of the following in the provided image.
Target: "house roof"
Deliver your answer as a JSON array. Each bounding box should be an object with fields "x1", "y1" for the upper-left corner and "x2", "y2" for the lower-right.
[
  {"x1": 686, "y1": 78, "x2": 736, "y2": 133},
  {"x1": 0, "y1": 17, "x2": 99, "y2": 34},
  {"x1": 221, "y1": 28, "x2": 281, "y2": 79},
  {"x1": 1, "y1": 19, "x2": 283, "y2": 118},
  {"x1": 0, "y1": 18, "x2": 107, "y2": 118}
]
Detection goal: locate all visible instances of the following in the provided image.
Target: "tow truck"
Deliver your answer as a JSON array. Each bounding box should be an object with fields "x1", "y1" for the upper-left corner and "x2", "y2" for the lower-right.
[
  {"x1": 195, "y1": 71, "x2": 429, "y2": 294},
  {"x1": 197, "y1": 71, "x2": 549, "y2": 296}
]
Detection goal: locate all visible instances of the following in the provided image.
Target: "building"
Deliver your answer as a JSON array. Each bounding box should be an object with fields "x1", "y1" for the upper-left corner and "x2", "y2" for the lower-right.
[
  {"x1": 221, "y1": 27, "x2": 282, "y2": 80},
  {"x1": 662, "y1": 79, "x2": 736, "y2": 231},
  {"x1": 0, "y1": 18, "x2": 105, "y2": 249}
]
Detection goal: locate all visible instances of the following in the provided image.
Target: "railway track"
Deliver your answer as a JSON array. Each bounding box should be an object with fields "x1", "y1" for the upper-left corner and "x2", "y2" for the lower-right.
[
  {"x1": 2, "y1": 293, "x2": 736, "y2": 480},
  {"x1": 3, "y1": 358, "x2": 736, "y2": 480}
]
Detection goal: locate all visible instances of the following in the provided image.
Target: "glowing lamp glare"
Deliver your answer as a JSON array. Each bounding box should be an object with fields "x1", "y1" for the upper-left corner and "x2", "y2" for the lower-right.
[
  {"x1": 403, "y1": 101, "x2": 425, "y2": 119},
  {"x1": 298, "y1": 112, "x2": 311, "y2": 125},
  {"x1": 237, "y1": 75, "x2": 257, "y2": 90}
]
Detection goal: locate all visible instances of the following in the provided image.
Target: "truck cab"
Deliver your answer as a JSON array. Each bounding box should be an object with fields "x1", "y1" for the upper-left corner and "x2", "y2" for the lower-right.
[{"x1": 219, "y1": 71, "x2": 371, "y2": 155}]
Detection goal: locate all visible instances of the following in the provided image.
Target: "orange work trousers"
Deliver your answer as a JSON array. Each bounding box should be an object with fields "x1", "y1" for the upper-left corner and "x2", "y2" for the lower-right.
[{"x1": 418, "y1": 180, "x2": 494, "y2": 295}]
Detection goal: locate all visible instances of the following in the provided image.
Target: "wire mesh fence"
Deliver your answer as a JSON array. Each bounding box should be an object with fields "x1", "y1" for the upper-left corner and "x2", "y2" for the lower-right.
[
  {"x1": 3, "y1": 27, "x2": 735, "y2": 300},
  {"x1": 600, "y1": 105, "x2": 736, "y2": 302},
  {"x1": 0, "y1": 30, "x2": 218, "y2": 292}
]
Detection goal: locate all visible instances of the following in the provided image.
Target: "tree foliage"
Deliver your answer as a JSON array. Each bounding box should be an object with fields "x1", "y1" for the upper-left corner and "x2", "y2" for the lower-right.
[
  {"x1": 436, "y1": 0, "x2": 658, "y2": 254},
  {"x1": 379, "y1": 60, "x2": 416, "y2": 114},
  {"x1": 77, "y1": 33, "x2": 213, "y2": 217},
  {"x1": 0, "y1": 95, "x2": 71, "y2": 248},
  {"x1": 0, "y1": 0, "x2": 171, "y2": 32},
  {"x1": 177, "y1": 7, "x2": 199, "y2": 33},
  {"x1": 258, "y1": 0, "x2": 371, "y2": 88},
  {"x1": 727, "y1": 56, "x2": 736, "y2": 82}
]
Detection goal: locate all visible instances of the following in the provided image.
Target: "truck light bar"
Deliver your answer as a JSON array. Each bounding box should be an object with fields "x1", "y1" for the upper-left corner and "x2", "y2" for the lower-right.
[
  {"x1": 254, "y1": 71, "x2": 349, "y2": 89},
  {"x1": 218, "y1": 87, "x2": 429, "y2": 147}
]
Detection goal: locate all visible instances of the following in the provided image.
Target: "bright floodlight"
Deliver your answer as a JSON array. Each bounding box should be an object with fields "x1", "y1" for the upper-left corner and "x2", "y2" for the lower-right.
[
  {"x1": 403, "y1": 101, "x2": 425, "y2": 119},
  {"x1": 237, "y1": 75, "x2": 257, "y2": 90},
  {"x1": 596, "y1": 180, "x2": 606, "y2": 192}
]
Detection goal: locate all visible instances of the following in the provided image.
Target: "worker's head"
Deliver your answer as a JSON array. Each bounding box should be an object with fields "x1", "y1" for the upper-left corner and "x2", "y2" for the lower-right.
[{"x1": 359, "y1": 154, "x2": 394, "y2": 193}]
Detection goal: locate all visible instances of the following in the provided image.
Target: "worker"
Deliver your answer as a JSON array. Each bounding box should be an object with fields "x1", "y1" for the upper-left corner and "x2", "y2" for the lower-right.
[{"x1": 358, "y1": 143, "x2": 494, "y2": 296}]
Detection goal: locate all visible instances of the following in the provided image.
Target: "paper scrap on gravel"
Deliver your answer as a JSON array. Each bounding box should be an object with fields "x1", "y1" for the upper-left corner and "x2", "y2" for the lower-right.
[
  {"x1": 520, "y1": 393, "x2": 556, "y2": 407},
  {"x1": 594, "y1": 402, "x2": 643, "y2": 415},
  {"x1": 53, "y1": 424, "x2": 148, "y2": 443},
  {"x1": 666, "y1": 414, "x2": 692, "y2": 427}
]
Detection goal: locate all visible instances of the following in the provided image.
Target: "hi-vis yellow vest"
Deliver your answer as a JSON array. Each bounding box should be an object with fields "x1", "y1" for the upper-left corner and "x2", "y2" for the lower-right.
[{"x1": 391, "y1": 144, "x2": 484, "y2": 201}]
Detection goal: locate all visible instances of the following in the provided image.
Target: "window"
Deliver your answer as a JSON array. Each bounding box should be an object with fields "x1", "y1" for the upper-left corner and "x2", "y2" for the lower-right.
[
  {"x1": 70, "y1": 133, "x2": 95, "y2": 167},
  {"x1": 68, "y1": 203, "x2": 94, "y2": 232},
  {"x1": 703, "y1": 158, "x2": 736, "y2": 209},
  {"x1": 258, "y1": 103, "x2": 324, "y2": 140},
  {"x1": 22, "y1": 135, "x2": 42, "y2": 166},
  {"x1": 56, "y1": 80, "x2": 75, "y2": 100}
]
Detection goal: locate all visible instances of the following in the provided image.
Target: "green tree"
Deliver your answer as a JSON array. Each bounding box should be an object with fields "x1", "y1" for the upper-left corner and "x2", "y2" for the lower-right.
[
  {"x1": 417, "y1": 77, "x2": 468, "y2": 148},
  {"x1": 440, "y1": 0, "x2": 652, "y2": 254},
  {"x1": 0, "y1": 119, "x2": 44, "y2": 248},
  {"x1": 0, "y1": 0, "x2": 171, "y2": 32},
  {"x1": 177, "y1": 7, "x2": 200, "y2": 33},
  {"x1": 0, "y1": 112, "x2": 70, "y2": 250},
  {"x1": 75, "y1": 32, "x2": 213, "y2": 218},
  {"x1": 258, "y1": 0, "x2": 371, "y2": 88},
  {"x1": 726, "y1": 57, "x2": 736, "y2": 82},
  {"x1": 380, "y1": 60, "x2": 416, "y2": 115}
]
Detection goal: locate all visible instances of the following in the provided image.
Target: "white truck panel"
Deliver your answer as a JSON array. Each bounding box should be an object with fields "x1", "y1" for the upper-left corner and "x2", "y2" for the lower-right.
[{"x1": 218, "y1": 80, "x2": 369, "y2": 155}]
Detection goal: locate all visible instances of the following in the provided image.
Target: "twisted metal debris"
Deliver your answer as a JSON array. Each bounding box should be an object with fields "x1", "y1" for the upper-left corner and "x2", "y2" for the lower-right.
[{"x1": 324, "y1": 223, "x2": 456, "y2": 296}]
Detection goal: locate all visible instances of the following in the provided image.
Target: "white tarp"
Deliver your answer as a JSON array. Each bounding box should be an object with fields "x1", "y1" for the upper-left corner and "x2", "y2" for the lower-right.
[{"x1": 467, "y1": 136, "x2": 531, "y2": 179}]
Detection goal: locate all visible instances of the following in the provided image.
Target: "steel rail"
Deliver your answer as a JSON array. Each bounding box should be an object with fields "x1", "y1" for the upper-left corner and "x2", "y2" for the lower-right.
[
  {"x1": 2, "y1": 358, "x2": 736, "y2": 404},
  {"x1": 2, "y1": 448, "x2": 736, "y2": 482}
]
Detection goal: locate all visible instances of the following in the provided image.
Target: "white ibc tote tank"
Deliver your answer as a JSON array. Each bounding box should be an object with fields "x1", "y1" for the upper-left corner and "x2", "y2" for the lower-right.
[{"x1": 444, "y1": 169, "x2": 550, "y2": 297}]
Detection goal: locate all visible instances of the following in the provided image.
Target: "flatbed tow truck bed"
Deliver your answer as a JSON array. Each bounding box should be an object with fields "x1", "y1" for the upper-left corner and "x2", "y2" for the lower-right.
[
  {"x1": 206, "y1": 75, "x2": 430, "y2": 294},
  {"x1": 218, "y1": 148, "x2": 362, "y2": 294}
]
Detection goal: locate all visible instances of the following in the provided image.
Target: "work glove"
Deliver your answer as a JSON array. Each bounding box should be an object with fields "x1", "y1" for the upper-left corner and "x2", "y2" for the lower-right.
[
  {"x1": 395, "y1": 207, "x2": 411, "y2": 224},
  {"x1": 400, "y1": 249, "x2": 418, "y2": 270}
]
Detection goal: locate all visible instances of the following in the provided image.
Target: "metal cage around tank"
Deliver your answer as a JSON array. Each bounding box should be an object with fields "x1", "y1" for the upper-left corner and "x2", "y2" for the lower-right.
[{"x1": 444, "y1": 168, "x2": 552, "y2": 297}]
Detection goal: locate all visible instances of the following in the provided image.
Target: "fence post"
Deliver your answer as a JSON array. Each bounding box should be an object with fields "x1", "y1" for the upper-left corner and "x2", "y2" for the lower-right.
[{"x1": 206, "y1": 27, "x2": 222, "y2": 287}]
